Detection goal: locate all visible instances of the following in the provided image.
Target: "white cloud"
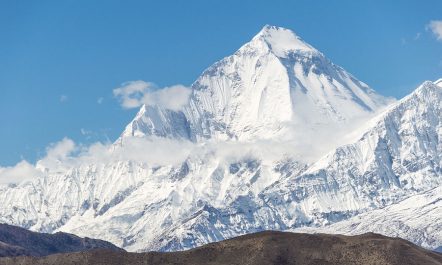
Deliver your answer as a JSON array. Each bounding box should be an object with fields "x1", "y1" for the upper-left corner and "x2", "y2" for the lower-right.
[
  {"x1": 46, "y1": 138, "x2": 76, "y2": 158},
  {"x1": 36, "y1": 138, "x2": 77, "y2": 172},
  {"x1": 0, "y1": 138, "x2": 79, "y2": 184},
  {"x1": 427, "y1": 20, "x2": 442, "y2": 41},
  {"x1": 113, "y1": 81, "x2": 151, "y2": 107},
  {"x1": 113, "y1": 80, "x2": 192, "y2": 111},
  {"x1": 28, "y1": 137, "x2": 195, "y2": 175},
  {"x1": 86, "y1": 137, "x2": 194, "y2": 166},
  {"x1": 97, "y1": 97, "x2": 104, "y2": 104},
  {"x1": 0, "y1": 161, "x2": 43, "y2": 184}
]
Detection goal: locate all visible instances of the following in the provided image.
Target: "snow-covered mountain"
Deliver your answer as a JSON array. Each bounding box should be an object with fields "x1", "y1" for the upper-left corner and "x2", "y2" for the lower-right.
[
  {"x1": 122, "y1": 25, "x2": 392, "y2": 158},
  {"x1": 0, "y1": 25, "x2": 440, "y2": 253},
  {"x1": 294, "y1": 80, "x2": 442, "y2": 251}
]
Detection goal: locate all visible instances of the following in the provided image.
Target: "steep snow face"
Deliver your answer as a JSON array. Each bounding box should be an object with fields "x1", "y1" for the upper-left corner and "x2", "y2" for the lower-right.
[
  {"x1": 123, "y1": 25, "x2": 393, "y2": 158},
  {"x1": 305, "y1": 81, "x2": 441, "y2": 190},
  {"x1": 120, "y1": 105, "x2": 191, "y2": 140}
]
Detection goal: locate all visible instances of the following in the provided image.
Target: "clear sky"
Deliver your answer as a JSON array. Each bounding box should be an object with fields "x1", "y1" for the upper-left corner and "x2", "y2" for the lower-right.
[{"x1": 1, "y1": 0, "x2": 442, "y2": 166}]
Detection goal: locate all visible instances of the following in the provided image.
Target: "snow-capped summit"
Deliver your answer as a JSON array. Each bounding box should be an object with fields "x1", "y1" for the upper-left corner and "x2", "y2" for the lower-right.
[
  {"x1": 413, "y1": 79, "x2": 441, "y2": 103},
  {"x1": 250, "y1": 25, "x2": 318, "y2": 57},
  {"x1": 123, "y1": 25, "x2": 394, "y2": 158}
]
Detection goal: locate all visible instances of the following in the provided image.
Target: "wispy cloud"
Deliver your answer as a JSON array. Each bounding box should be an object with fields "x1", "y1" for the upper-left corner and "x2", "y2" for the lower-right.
[
  {"x1": 414, "y1": 32, "x2": 421, "y2": 40},
  {"x1": 80, "y1": 128, "x2": 91, "y2": 136},
  {"x1": 427, "y1": 20, "x2": 442, "y2": 41},
  {"x1": 401, "y1": 32, "x2": 422, "y2": 45},
  {"x1": 113, "y1": 80, "x2": 192, "y2": 111},
  {"x1": 97, "y1": 97, "x2": 104, "y2": 104},
  {"x1": 60, "y1": 95, "x2": 68, "y2": 102},
  {"x1": 80, "y1": 128, "x2": 94, "y2": 139},
  {"x1": 401, "y1": 38, "x2": 407, "y2": 46}
]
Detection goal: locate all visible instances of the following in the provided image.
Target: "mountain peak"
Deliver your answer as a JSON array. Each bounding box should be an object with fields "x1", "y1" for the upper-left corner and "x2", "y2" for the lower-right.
[
  {"x1": 120, "y1": 25, "x2": 391, "y2": 144},
  {"x1": 252, "y1": 25, "x2": 317, "y2": 57},
  {"x1": 415, "y1": 80, "x2": 442, "y2": 95}
]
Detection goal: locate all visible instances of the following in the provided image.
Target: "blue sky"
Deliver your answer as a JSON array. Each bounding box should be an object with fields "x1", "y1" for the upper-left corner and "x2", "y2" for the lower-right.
[{"x1": 1, "y1": 0, "x2": 442, "y2": 166}]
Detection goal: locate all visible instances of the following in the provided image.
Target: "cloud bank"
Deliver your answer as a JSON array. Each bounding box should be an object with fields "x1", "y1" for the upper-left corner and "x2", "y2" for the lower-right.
[
  {"x1": 0, "y1": 161, "x2": 43, "y2": 185},
  {"x1": 113, "y1": 81, "x2": 192, "y2": 111},
  {"x1": 0, "y1": 134, "x2": 312, "y2": 185}
]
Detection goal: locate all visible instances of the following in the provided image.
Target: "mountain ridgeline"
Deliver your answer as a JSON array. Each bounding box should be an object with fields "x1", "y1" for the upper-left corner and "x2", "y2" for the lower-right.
[
  {"x1": 1, "y1": 231, "x2": 442, "y2": 265},
  {"x1": 0, "y1": 223, "x2": 122, "y2": 258}
]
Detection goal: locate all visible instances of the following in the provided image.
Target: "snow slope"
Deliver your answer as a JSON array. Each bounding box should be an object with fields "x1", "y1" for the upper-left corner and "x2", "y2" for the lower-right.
[{"x1": 0, "y1": 26, "x2": 440, "y2": 253}]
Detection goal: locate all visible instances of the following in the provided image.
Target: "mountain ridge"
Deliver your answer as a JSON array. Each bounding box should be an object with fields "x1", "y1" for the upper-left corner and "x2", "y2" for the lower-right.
[
  {"x1": 1, "y1": 231, "x2": 441, "y2": 265},
  {"x1": 0, "y1": 223, "x2": 123, "y2": 257}
]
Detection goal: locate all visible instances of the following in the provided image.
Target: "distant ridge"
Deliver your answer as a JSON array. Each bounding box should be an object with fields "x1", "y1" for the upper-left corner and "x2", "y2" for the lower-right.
[
  {"x1": 0, "y1": 223, "x2": 123, "y2": 257},
  {"x1": 1, "y1": 231, "x2": 441, "y2": 265}
]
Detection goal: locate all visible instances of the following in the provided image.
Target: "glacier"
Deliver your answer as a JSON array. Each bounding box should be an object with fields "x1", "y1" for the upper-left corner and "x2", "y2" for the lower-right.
[{"x1": 0, "y1": 25, "x2": 441, "y2": 253}]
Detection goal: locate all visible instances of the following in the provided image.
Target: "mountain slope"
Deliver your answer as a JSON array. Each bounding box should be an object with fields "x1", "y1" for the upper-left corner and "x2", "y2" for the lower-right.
[
  {"x1": 295, "y1": 186, "x2": 442, "y2": 251},
  {"x1": 0, "y1": 223, "x2": 122, "y2": 257},
  {"x1": 135, "y1": 79, "x2": 441, "y2": 251},
  {"x1": 1, "y1": 231, "x2": 441, "y2": 265},
  {"x1": 263, "y1": 79, "x2": 442, "y2": 214}
]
